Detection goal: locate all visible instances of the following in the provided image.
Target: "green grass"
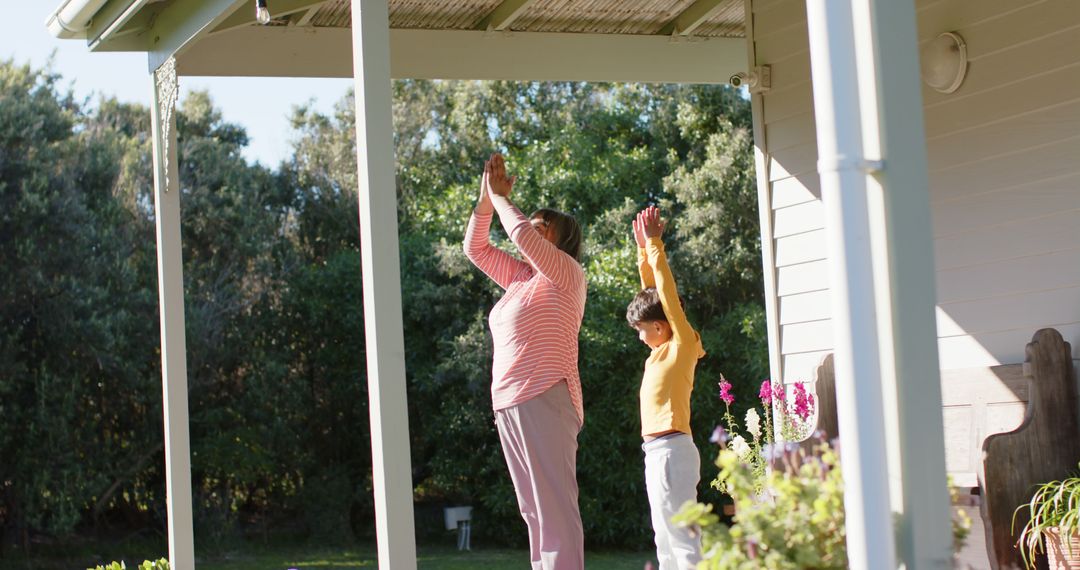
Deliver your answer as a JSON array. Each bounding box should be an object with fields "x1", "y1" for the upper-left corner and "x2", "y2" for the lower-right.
[
  {"x1": 201, "y1": 545, "x2": 651, "y2": 570},
  {"x1": 6, "y1": 542, "x2": 652, "y2": 570}
]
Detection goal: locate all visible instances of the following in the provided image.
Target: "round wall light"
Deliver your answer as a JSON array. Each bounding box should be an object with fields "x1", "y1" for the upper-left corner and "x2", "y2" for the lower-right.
[{"x1": 921, "y1": 32, "x2": 968, "y2": 94}]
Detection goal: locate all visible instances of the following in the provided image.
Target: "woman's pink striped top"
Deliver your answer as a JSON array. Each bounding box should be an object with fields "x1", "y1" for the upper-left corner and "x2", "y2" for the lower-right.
[{"x1": 464, "y1": 201, "x2": 587, "y2": 425}]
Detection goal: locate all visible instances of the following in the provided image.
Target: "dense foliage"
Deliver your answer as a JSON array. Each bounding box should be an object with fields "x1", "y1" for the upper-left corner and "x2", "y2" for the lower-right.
[
  {"x1": 0, "y1": 59, "x2": 767, "y2": 555},
  {"x1": 676, "y1": 442, "x2": 848, "y2": 570}
]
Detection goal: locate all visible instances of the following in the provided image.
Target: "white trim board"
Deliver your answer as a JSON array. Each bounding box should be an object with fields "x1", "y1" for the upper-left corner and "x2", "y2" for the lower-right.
[{"x1": 175, "y1": 26, "x2": 747, "y2": 83}]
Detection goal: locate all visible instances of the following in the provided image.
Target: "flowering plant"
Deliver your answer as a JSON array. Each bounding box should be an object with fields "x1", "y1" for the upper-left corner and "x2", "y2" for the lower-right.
[
  {"x1": 712, "y1": 375, "x2": 817, "y2": 495},
  {"x1": 675, "y1": 374, "x2": 971, "y2": 569},
  {"x1": 675, "y1": 438, "x2": 972, "y2": 569},
  {"x1": 675, "y1": 438, "x2": 848, "y2": 569}
]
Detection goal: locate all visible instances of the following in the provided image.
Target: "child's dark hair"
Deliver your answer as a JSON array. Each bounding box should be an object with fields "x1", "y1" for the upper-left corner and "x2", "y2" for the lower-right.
[
  {"x1": 531, "y1": 208, "x2": 583, "y2": 260},
  {"x1": 626, "y1": 288, "x2": 667, "y2": 326}
]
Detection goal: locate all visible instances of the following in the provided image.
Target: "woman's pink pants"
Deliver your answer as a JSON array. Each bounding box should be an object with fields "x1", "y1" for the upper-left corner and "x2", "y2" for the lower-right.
[{"x1": 495, "y1": 381, "x2": 585, "y2": 570}]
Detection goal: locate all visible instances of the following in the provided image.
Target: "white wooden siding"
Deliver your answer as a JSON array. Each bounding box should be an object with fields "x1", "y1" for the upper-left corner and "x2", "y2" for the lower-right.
[
  {"x1": 750, "y1": 0, "x2": 822, "y2": 382},
  {"x1": 935, "y1": 248, "x2": 1080, "y2": 304},
  {"x1": 932, "y1": 172, "x2": 1080, "y2": 234},
  {"x1": 775, "y1": 260, "x2": 829, "y2": 296},
  {"x1": 768, "y1": 145, "x2": 816, "y2": 181},
  {"x1": 934, "y1": 210, "x2": 1080, "y2": 270},
  {"x1": 781, "y1": 350, "x2": 832, "y2": 382},
  {"x1": 752, "y1": 0, "x2": 1080, "y2": 383},
  {"x1": 772, "y1": 200, "x2": 823, "y2": 238},
  {"x1": 779, "y1": 290, "x2": 831, "y2": 324},
  {"x1": 770, "y1": 175, "x2": 819, "y2": 209},
  {"x1": 936, "y1": 287, "x2": 1080, "y2": 338},
  {"x1": 781, "y1": 320, "x2": 834, "y2": 354},
  {"x1": 774, "y1": 229, "x2": 827, "y2": 267}
]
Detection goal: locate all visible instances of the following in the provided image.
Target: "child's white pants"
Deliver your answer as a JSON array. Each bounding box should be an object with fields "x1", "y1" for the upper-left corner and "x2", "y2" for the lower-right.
[{"x1": 643, "y1": 433, "x2": 702, "y2": 570}]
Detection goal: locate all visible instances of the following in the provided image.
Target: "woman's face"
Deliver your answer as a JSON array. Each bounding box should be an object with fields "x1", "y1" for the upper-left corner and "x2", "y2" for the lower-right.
[{"x1": 531, "y1": 216, "x2": 558, "y2": 245}]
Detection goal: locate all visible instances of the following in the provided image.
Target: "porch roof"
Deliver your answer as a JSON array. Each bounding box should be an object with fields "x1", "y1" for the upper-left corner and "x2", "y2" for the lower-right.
[
  {"x1": 48, "y1": 0, "x2": 748, "y2": 82},
  {"x1": 43, "y1": 1, "x2": 957, "y2": 569}
]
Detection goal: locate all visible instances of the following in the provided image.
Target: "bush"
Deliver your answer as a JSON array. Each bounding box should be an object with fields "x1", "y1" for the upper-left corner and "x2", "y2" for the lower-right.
[
  {"x1": 677, "y1": 439, "x2": 972, "y2": 568},
  {"x1": 676, "y1": 441, "x2": 847, "y2": 569}
]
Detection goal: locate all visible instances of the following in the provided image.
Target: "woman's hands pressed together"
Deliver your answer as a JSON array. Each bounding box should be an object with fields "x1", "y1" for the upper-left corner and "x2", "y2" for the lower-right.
[
  {"x1": 475, "y1": 153, "x2": 516, "y2": 215},
  {"x1": 475, "y1": 159, "x2": 494, "y2": 214},
  {"x1": 485, "y1": 153, "x2": 516, "y2": 198}
]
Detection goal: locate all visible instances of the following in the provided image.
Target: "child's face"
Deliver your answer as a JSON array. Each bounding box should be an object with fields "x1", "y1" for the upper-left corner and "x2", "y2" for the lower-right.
[{"x1": 634, "y1": 320, "x2": 672, "y2": 349}]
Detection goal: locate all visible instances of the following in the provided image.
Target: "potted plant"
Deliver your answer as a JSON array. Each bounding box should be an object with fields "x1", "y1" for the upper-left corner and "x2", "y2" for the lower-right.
[{"x1": 1015, "y1": 467, "x2": 1080, "y2": 569}]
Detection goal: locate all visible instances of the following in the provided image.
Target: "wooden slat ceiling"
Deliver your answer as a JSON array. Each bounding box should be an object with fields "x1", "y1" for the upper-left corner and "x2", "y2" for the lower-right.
[{"x1": 302, "y1": 0, "x2": 745, "y2": 37}]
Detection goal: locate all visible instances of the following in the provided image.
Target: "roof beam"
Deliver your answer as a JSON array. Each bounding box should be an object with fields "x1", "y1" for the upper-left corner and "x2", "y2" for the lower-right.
[
  {"x1": 85, "y1": 0, "x2": 151, "y2": 48},
  {"x1": 110, "y1": 9, "x2": 156, "y2": 39},
  {"x1": 148, "y1": 0, "x2": 245, "y2": 71},
  {"x1": 295, "y1": 2, "x2": 326, "y2": 26},
  {"x1": 209, "y1": 0, "x2": 328, "y2": 35},
  {"x1": 476, "y1": 0, "x2": 538, "y2": 31},
  {"x1": 176, "y1": 27, "x2": 746, "y2": 84},
  {"x1": 660, "y1": 0, "x2": 728, "y2": 36}
]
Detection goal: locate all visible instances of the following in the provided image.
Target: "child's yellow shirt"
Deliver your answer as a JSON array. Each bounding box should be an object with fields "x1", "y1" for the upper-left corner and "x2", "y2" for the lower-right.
[{"x1": 638, "y1": 237, "x2": 705, "y2": 437}]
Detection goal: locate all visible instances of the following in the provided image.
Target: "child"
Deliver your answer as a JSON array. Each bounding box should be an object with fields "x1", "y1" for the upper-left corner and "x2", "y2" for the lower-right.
[{"x1": 627, "y1": 206, "x2": 705, "y2": 570}]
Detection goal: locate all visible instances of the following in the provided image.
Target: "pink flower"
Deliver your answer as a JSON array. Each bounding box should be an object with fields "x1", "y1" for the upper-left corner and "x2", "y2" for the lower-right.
[
  {"x1": 718, "y1": 378, "x2": 734, "y2": 406},
  {"x1": 793, "y1": 382, "x2": 813, "y2": 421},
  {"x1": 772, "y1": 382, "x2": 786, "y2": 404},
  {"x1": 759, "y1": 380, "x2": 772, "y2": 406}
]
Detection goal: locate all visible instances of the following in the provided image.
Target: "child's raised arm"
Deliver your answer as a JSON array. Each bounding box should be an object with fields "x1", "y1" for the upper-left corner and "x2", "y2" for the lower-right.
[
  {"x1": 634, "y1": 214, "x2": 655, "y2": 290},
  {"x1": 640, "y1": 207, "x2": 695, "y2": 343}
]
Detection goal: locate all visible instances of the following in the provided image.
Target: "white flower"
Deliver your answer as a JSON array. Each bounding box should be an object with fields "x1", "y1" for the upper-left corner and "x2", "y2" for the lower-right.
[
  {"x1": 745, "y1": 408, "x2": 761, "y2": 439},
  {"x1": 730, "y1": 435, "x2": 751, "y2": 460}
]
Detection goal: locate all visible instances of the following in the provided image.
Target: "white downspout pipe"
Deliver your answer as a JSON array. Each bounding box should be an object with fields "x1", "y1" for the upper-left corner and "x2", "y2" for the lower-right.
[
  {"x1": 804, "y1": 1, "x2": 897, "y2": 569},
  {"x1": 45, "y1": 0, "x2": 110, "y2": 39},
  {"x1": 853, "y1": 0, "x2": 953, "y2": 565}
]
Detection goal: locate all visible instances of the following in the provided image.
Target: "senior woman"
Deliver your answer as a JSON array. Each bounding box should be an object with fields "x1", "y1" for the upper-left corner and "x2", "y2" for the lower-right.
[{"x1": 464, "y1": 153, "x2": 587, "y2": 570}]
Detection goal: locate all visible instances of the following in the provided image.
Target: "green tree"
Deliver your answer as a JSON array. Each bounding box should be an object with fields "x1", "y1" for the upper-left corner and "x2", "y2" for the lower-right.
[
  {"x1": 284, "y1": 80, "x2": 767, "y2": 546},
  {"x1": 1, "y1": 64, "x2": 767, "y2": 554},
  {"x1": 0, "y1": 61, "x2": 162, "y2": 549}
]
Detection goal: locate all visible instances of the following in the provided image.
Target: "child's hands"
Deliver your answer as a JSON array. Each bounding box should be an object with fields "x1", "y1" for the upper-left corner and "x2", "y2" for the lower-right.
[
  {"x1": 632, "y1": 214, "x2": 647, "y2": 248},
  {"x1": 484, "y1": 153, "x2": 516, "y2": 198},
  {"x1": 639, "y1": 206, "x2": 665, "y2": 239}
]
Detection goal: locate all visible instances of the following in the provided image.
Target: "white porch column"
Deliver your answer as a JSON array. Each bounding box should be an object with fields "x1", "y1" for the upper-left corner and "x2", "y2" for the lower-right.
[
  {"x1": 349, "y1": 1, "x2": 418, "y2": 568},
  {"x1": 853, "y1": 0, "x2": 952, "y2": 567},
  {"x1": 149, "y1": 57, "x2": 196, "y2": 570},
  {"x1": 804, "y1": 2, "x2": 896, "y2": 569}
]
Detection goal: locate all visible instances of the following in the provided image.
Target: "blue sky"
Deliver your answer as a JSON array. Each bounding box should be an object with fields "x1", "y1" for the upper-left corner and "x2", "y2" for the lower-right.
[{"x1": 5, "y1": 3, "x2": 353, "y2": 167}]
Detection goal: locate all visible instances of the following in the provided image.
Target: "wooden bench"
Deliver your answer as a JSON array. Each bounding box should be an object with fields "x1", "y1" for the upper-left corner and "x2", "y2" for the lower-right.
[{"x1": 805, "y1": 328, "x2": 1080, "y2": 569}]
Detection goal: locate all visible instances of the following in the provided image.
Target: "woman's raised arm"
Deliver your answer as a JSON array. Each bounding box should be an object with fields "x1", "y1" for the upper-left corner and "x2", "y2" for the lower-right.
[
  {"x1": 464, "y1": 159, "x2": 527, "y2": 289},
  {"x1": 485, "y1": 154, "x2": 579, "y2": 289}
]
